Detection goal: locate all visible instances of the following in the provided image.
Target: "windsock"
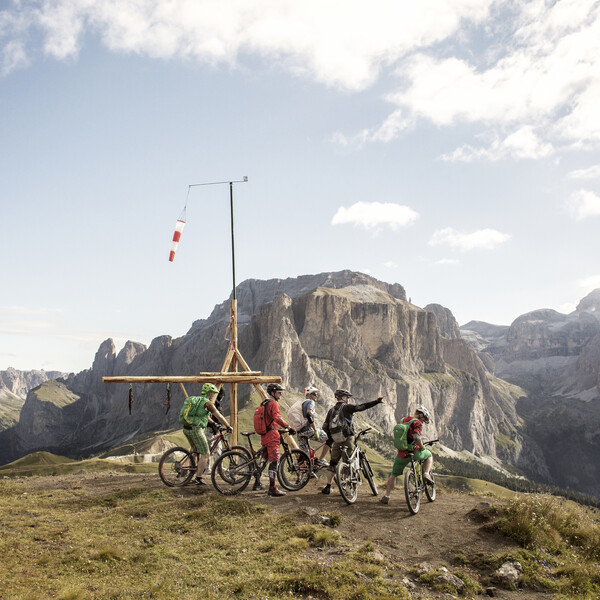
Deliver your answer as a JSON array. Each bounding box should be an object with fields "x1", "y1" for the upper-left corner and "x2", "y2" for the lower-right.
[{"x1": 168, "y1": 218, "x2": 186, "y2": 262}]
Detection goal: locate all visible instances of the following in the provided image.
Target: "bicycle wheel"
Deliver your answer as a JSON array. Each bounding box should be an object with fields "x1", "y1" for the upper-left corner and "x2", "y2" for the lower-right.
[
  {"x1": 211, "y1": 450, "x2": 253, "y2": 495},
  {"x1": 278, "y1": 449, "x2": 311, "y2": 491},
  {"x1": 336, "y1": 461, "x2": 358, "y2": 504},
  {"x1": 404, "y1": 469, "x2": 421, "y2": 514},
  {"x1": 360, "y1": 453, "x2": 378, "y2": 496},
  {"x1": 158, "y1": 447, "x2": 195, "y2": 487},
  {"x1": 424, "y1": 471, "x2": 436, "y2": 502}
]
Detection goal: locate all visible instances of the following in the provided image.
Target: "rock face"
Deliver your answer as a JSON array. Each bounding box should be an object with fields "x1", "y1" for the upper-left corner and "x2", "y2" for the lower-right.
[
  {"x1": 0, "y1": 368, "x2": 68, "y2": 401},
  {"x1": 0, "y1": 271, "x2": 522, "y2": 471},
  {"x1": 0, "y1": 368, "x2": 69, "y2": 432},
  {"x1": 425, "y1": 304, "x2": 461, "y2": 339},
  {"x1": 459, "y1": 289, "x2": 600, "y2": 498}
]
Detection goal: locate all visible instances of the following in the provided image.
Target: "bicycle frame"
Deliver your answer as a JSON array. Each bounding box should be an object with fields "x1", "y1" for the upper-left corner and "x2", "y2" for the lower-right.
[{"x1": 404, "y1": 439, "x2": 438, "y2": 514}]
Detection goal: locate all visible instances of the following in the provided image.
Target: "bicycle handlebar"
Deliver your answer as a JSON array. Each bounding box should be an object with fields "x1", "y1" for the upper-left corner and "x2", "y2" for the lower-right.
[
  {"x1": 355, "y1": 427, "x2": 372, "y2": 441},
  {"x1": 424, "y1": 439, "x2": 439, "y2": 446}
]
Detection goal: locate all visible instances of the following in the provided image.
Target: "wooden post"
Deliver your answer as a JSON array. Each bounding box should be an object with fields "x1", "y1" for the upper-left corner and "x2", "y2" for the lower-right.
[{"x1": 230, "y1": 299, "x2": 238, "y2": 442}]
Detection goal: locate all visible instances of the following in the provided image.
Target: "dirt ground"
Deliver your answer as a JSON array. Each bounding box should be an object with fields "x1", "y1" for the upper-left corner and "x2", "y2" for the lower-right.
[{"x1": 22, "y1": 471, "x2": 555, "y2": 599}]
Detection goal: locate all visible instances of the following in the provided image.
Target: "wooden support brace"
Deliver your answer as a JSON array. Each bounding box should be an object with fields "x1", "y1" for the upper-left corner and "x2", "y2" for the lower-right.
[{"x1": 103, "y1": 374, "x2": 281, "y2": 384}]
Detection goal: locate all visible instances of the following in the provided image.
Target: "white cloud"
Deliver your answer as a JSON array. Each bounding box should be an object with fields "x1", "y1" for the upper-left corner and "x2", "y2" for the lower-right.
[
  {"x1": 435, "y1": 258, "x2": 459, "y2": 265},
  {"x1": 442, "y1": 126, "x2": 554, "y2": 162},
  {"x1": 0, "y1": 0, "x2": 494, "y2": 89},
  {"x1": 383, "y1": 261, "x2": 398, "y2": 268},
  {"x1": 429, "y1": 227, "x2": 511, "y2": 251},
  {"x1": 567, "y1": 165, "x2": 600, "y2": 180},
  {"x1": 566, "y1": 189, "x2": 600, "y2": 220},
  {"x1": 1, "y1": 39, "x2": 29, "y2": 75},
  {"x1": 578, "y1": 274, "x2": 600, "y2": 288},
  {"x1": 357, "y1": 1, "x2": 600, "y2": 154},
  {"x1": 4, "y1": 0, "x2": 600, "y2": 155},
  {"x1": 331, "y1": 201, "x2": 419, "y2": 231}
]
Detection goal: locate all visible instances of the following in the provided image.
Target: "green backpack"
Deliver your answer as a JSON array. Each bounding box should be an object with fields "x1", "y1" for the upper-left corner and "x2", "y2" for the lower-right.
[{"x1": 393, "y1": 418, "x2": 417, "y2": 451}]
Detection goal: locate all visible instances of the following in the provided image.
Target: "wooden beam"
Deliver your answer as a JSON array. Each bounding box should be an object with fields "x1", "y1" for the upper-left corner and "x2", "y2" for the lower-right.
[{"x1": 102, "y1": 374, "x2": 280, "y2": 384}]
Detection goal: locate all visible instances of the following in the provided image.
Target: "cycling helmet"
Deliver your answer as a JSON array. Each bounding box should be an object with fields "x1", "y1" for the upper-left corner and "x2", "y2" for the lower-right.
[
  {"x1": 267, "y1": 383, "x2": 286, "y2": 396},
  {"x1": 304, "y1": 385, "x2": 320, "y2": 396},
  {"x1": 202, "y1": 383, "x2": 219, "y2": 396},
  {"x1": 415, "y1": 405, "x2": 431, "y2": 424},
  {"x1": 334, "y1": 389, "x2": 353, "y2": 399}
]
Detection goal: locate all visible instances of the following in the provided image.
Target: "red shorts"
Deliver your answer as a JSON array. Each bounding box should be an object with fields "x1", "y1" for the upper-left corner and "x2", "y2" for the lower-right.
[{"x1": 261, "y1": 429, "x2": 281, "y2": 463}]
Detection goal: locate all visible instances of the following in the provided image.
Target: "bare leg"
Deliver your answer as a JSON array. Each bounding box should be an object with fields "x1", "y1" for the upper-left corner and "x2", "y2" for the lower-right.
[
  {"x1": 196, "y1": 454, "x2": 209, "y2": 478},
  {"x1": 423, "y1": 456, "x2": 433, "y2": 475},
  {"x1": 384, "y1": 475, "x2": 397, "y2": 497},
  {"x1": 319, "y1": 445, "x2": 330, "y2": 460}
]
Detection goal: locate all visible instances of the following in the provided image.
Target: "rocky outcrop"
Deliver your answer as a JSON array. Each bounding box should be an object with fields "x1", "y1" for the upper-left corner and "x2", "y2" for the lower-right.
[
  {"x1": 0, "y1": 367, "x2": 68, "y2": 400},
  {"x1": 459, "y1": 290, "x2": 600, "y2": 498},
  {"x1": 0, "y1": 368, "x2": 69, "y2": 432},
  {"x1": 577, "y1": 288, "x2": 600, "y2": 321},
  {"x1": 425, "y1": 304, "x2": 461, "y2": 339}
]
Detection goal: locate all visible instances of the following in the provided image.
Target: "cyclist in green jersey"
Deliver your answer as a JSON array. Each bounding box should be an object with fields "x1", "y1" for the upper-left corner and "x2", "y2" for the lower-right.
[{"x1": 179, "y1": 383, "x2": 233, "y2": 486}]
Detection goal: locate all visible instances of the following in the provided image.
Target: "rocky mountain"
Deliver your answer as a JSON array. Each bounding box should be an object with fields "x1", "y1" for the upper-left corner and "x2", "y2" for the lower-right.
[
  {"x1": 0, "y1": 368, "x2": 68, "y2": 431},
  {"x1": 459, "y1": 289, "x2": 600, "y2": 498},
  {"x1": 0, "y1": 271, "x2": 523, "y2": 477}
]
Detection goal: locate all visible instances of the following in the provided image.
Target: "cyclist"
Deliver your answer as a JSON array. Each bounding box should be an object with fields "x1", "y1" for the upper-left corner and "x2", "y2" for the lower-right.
[
  {"x1": 292, "y1": 385, "x2": 330, "y2": 467},
  {"x1": 380, "y1": 405, "x2": 434, "y2": 505},
  {"x1": 254, "y1": 383, "x2": 295, "y2": 497},
  {"x1": 204, "y1": 387, "x2": 226, "y2": 474},
  {"x1": 320, "y1": 389, "x2": 384, "y2": 495},
  {"x1": 179, "y1": 383, "x2": 234, "y2": 486}
]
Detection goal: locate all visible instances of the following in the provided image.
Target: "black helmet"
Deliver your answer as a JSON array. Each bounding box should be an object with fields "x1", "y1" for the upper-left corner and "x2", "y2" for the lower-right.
[
  {"x1": 334, "y1": 389, "x2": 352, "y2": 399},
  {"x1": 267, "y1": 383, "x2": 286, "y2": 396}
]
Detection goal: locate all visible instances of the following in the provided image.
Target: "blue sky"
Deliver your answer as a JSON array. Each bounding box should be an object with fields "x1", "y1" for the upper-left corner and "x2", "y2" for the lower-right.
[{"x1": 1, "y1": 0, "x2": 600, "y2": 373}]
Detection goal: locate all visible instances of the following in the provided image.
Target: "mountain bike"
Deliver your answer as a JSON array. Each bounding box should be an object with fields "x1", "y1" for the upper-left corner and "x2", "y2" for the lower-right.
[
  {"x1": 158, "y1": 423, "x2": 250, "y2": 487},
  {"x1": 404, "y1": 439, "x2": 438, "y2": 515},
  {"x1": 335, "y1": 427, "x2": 378, "y2": 504},
  {"x1": 211, "y1": 429, "x2": 310, "y2": 495}
]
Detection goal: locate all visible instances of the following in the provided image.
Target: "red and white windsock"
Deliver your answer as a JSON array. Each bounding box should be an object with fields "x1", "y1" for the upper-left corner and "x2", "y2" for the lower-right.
[{"x1": 168, "y1": 218, "x2": 186, "y2": 262}]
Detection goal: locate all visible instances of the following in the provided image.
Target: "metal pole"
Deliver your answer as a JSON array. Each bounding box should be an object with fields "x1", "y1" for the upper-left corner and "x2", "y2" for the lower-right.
[{"x1": 230, "y1": 181, "x2": 236, "y2": 300}]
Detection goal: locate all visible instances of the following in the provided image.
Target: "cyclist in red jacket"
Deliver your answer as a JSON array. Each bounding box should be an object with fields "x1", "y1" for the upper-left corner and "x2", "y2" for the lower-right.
[{"x1": 254, "y1": 383, "x2": 295, "y2": 497}]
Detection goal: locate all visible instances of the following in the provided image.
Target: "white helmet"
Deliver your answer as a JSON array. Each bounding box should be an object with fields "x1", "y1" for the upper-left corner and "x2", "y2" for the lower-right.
[
  {"x1": 415, "y1": 405, "x2": 431, "y2": 424},
  {"x1": 304, "y1": 385, "x2": 319, "y2": 396}
]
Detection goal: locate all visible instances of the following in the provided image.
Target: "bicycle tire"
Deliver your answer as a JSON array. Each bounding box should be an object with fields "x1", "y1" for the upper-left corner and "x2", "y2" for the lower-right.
[
  {"x1": 211, "y1": 450, "x2": 253, "y2": 495},
  {"x1": 158, "y1": 446, "x2": 195, "y2": 487},
  {"x1": 404, "y1": 469, "x2": 421, "y2": 514},
  {"x1": 424, "y1": 471, "x2": 436, "y2": 502},
  {"x1": 277, "y1": 449, "x2": 311, "y2": 491},
  {"x1": 360, "y1": 453, "x2": 378, "y2": 496},
  {"x1": 336, "y1": 460, "x2": 358, "y2": 504}
]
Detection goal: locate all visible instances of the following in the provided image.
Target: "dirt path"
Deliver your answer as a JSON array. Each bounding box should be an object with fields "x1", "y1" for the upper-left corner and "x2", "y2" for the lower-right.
[{"x1": 22, "y1": 472, "x2": 553, "y2": 599}]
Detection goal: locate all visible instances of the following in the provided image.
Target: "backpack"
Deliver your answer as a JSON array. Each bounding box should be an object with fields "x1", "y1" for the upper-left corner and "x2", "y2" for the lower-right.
[
  {"x1": 253, "y1": 399, "x2": 273, "y2": 435},
  {"x1": 287, "y1": 399, "x2": 308, "y2": 430},
  {"x1": 179, "y1": 396, "x2": 208, "y2": 427},
  {"x1": 329, "y1": 403, "x2": 350, "y2": 443},
  {"x1": 393, "y1": 418, "x2": 417, "y2": 451}
]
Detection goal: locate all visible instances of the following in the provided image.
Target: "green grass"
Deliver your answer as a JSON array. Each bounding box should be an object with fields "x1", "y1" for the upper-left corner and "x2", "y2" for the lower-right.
[
  {"x1": 467, "y1": 494, "x2": 600, "y2": 599},
  {"x1": 32, "y1": 379, "x2": 80, "y2": 407},
  {"x1": 0, "y1": 455, "x2": 156, "y2": 477},
  {"x1": 0, "y1": 479, "x2": 411, "y2": 600}
]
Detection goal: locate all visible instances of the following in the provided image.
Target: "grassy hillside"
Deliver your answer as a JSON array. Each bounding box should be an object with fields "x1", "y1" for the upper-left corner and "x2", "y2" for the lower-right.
[
  {"x1": 33, "y1": 379, "x2": 80, "y2": 408},
  {"x1": 1, "y1": 471, "x2": 599, "y2": 600},
  {"x1": 0, "y1": 388, "x2": 24, "y2": 430},
  {"x1": 0, "y1": 453, "x2": 155, "y2": 477}
]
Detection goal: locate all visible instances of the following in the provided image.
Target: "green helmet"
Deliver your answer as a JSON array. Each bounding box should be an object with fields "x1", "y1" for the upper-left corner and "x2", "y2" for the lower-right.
[{"x1": 202, "y1": 383, "x2": 219, "y2": 396}]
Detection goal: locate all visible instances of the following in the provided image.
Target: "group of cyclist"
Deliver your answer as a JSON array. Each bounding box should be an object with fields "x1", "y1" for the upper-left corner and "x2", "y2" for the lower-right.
[{"x1": 178, "y1": 380, "x2": 434, "y2": 502}]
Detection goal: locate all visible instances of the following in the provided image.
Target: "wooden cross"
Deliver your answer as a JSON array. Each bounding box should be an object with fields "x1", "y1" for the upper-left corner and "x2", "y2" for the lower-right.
[{"x1": 103, "y1": 299, "x2": 278, "y2": 442}]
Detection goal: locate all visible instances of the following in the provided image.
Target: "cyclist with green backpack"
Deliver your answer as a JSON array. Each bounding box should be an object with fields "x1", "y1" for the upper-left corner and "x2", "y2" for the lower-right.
[
  {"x1": 320, "y1": 389, "x2": 384, "y2": 495},
  {"x1": 178, "y1": 383, "x2": 233, "y2": 486},
  {"x1": 380, "y1": 405, "x2": 433, "y2": 504}
]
